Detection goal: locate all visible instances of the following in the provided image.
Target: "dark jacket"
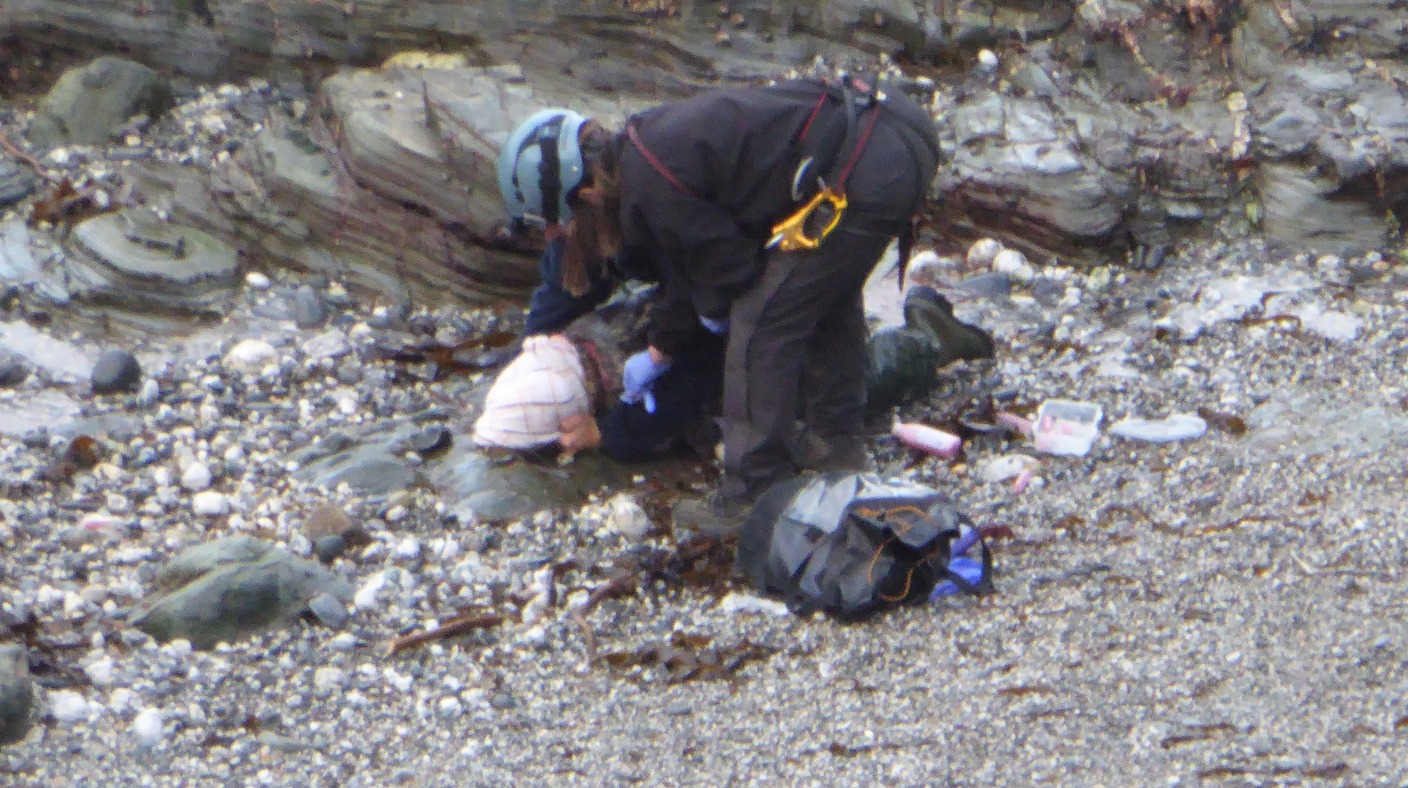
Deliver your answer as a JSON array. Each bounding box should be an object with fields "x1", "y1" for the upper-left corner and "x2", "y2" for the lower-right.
[{"x1": 618, "y1": 78, "x2": 933, "y2": 355}]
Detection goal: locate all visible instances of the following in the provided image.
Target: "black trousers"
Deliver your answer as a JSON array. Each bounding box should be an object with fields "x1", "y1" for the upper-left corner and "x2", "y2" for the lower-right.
[{"x1": 721, "y1": 113, "x2": 935, "y2": 501}]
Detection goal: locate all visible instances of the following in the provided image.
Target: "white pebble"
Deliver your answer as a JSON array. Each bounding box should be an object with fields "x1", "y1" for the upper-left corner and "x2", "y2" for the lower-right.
[
  {"x1": 353, "y1": 572, "x2": 387, "y2": 610},
  {"x1": 328, "y1": 633, "x2": 359, "y2": 652},
  {"x1": 430, "y1": 537, "x2": 460, "y2": 561},
  {"x1": 50, "y1": 690, "x2": 92, "y2": 724},
  {"x1": 108, "y1": 688, "x2": 136, "y2": 715},
  {"x1": 337, "y1": 397, "x2": 358, "y2": 416},
  {"x1": 437, "y1": 697, "x2": 463, "y2": 718},
  {"x1": 966, "y1": 238, "x2": 1004, "y2": 267},
  {"x1": 313, "y1": 667, "x2": 348, "y2": 693},
  {"x1": 161, "y1": 640, "x2": 193, "y2": 660},
  {"x1": 992, "y1": 249, "x2": 1036, "y2": 283},
  {"x1": 385, "y1": 505, "x2": 408, "y2": 524},
  {"x1": 394, "y1": 537, "x2": 421, "y2": 560},
  {"x1": 383, "y1": 667, "x2": 414, "y2": 693},
  {"x1": 131, "y1": 708, "x2": 165, "y2": 747},
  {"x1": 180, "y1": 463, "x2": 212, "y2": 491},
  {"x1": 84, "y1": 657, "x2": 116, "y2": 686},
  {"x1": 719, "y1": 592, "x2": 791, "y2": 617},
  {"x1": 136, "y1": 379, "x2": 161, "y2": 407},
  {"x1": 603, "y1": 493, "x2": 651, "y2": 539},
  {"x1": 192, "y1": 491, "x2": 229, "y2": 517},
  {"x1": 224, "y1": 339, "x2": 280, "y2": 373},
  {"x1": 977, "y1": 48, "x2": 999, "y2": 72}
]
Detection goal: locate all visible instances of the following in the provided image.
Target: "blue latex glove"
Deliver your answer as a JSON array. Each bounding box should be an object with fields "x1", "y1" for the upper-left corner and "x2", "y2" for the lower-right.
[
  {"x1": 621, "y1": 351, "x2": 671, "y2": 412},
  {"x1": 699, "y1": 315, "x2": 730, "y2": 335}
]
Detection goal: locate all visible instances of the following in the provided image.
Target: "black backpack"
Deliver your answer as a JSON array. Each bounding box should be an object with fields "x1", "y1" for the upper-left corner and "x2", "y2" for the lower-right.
[{"x1": 736, "y1": 472, "x2": 992, "y2": 621}]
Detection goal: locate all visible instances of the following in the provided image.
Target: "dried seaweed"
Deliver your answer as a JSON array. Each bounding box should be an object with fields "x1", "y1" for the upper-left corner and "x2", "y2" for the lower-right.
[
  {"x1": 28, "y1": 178, "x2": 117, "y2": 229},
  {"x1": 370, "y1": 331, "x2": 519, "y2": 379},
  {"x1": 38, "y1": 435, "x2": 103, "y2": 483},
  {"x1": 598, "y1": 631, "x2": 777, "y2": 684},
  {"x1": 1196, "y1": 406, "x2": 1248, "y2": 436}
]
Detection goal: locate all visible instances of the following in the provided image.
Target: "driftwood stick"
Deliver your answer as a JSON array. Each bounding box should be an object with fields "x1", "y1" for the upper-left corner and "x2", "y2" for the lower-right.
[
  {"x1": 0, "y1": 129, "x2": 58, "y2": 183},
  {"x1": 385, "y1": 612, "x2": 504, "y2": 656}
]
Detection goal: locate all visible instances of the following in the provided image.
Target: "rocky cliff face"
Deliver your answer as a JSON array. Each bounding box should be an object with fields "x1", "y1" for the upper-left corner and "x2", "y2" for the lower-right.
[{"x1": 5, "y1": 0, "x2": 1405, "y2": 305}]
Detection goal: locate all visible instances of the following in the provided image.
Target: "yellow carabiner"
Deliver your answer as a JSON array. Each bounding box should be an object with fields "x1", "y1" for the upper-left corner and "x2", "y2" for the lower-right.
[{"x1": 767, "y1": 188, "x2": 848, "y2": 252}]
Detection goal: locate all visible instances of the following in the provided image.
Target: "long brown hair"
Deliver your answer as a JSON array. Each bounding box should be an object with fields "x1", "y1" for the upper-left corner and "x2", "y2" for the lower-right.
[{"x1": 559, "y1": 121, "x2": 623, "y2": 296}]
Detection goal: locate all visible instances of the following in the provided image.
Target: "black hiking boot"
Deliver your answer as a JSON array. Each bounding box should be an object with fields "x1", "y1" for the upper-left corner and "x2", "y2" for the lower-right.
[
  {"x1": 672, "y1": 488, "x2": 750, "y2": 538},
  {"x1": 793, "y1": 431, "x2": 874, "y2": 473},
  {"x1": 902, "y1": 286, "x2": 996, "y2": 366}
]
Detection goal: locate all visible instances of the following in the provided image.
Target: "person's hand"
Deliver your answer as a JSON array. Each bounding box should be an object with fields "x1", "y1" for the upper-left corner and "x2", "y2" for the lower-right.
[
  {"x1": 558, "y1": 412, "x2": 602, "y2": 454},
  {"x1": 622, "y1": 349, "x2": 671, "y2": 413},
  {"x1": 699, "y1": 315, "x2": 729, "y2": 335}
]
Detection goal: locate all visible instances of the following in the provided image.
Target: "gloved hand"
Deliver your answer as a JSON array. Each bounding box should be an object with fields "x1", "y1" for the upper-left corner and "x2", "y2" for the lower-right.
[
  {"x1": 699, "y1": 315, "x2": 730, "y2": 335},
  {"x1": 621, "y1": 350, "x2": 671, "y2": 413}
]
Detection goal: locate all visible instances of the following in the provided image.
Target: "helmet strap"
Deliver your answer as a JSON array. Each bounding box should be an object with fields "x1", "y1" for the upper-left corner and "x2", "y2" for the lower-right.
[{"x1": 537, "y1": 126, "x2": 563, "y2": 226}]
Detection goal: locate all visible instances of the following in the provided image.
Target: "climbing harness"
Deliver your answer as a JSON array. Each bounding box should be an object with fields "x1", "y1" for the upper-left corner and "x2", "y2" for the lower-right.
[{"x1": 767, "y1": 75, "x2": 883, "y2": 252}]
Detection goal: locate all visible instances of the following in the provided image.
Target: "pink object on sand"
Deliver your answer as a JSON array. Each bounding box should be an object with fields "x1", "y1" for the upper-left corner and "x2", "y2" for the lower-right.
[
  {"x1": 892, "y1": 422, "x2": 963, "y2": 459},
  {"x1": 995, "y1": 412, "x2": 1034, "y2": 435},
  {"x1": 1011, "y1": 468, "x2": 1034, "y2": 493}
]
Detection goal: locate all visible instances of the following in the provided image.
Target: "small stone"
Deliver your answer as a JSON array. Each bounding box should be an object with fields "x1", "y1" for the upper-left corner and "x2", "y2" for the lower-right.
[
  {"x1": 91, "y1": 349, "x2": 142, "y2": 394},
  {"x1": 313, "y1": 535, "x2": 348, "y2": 564},
  {"x1": 0, "y1": 349, "x2": 29, "y2": 388},
  {"x1": 977, "y1": 49, "x2": 999, "y2": 72},
  {"x1": 136, "y1": 378, "x2": 161, "y2": 407},
  {"x1": 245, "y1": 271, "x2": 272, "y2": 290},
  {"x1": 49, "y1": 690, "x2": 91, "y2": 724},
  {"x1": 328, "y1": 633, "x2": 359, "y2": 652},
  {"x1": 393, "y1": 537, "x2": 420, "y2": 560},
  {"x1": 292, "y1": 285, "x2": 328, "y2": 329},
  {"x1": 224, "y1": 339, "x2": 279, "y2": 374},
  {"x1": 191, "y1": 491, "x2": 229, "y2": 517},
  {"x1": 303, "y1": 505, "x2": 356, "y2": 541},
  {"x1": 307, "y1": 593, "x2": 348, "y2": 629},
  {"x1": 992, "y1": 249, "x2": 1035, "y2": 283},
  {"x1": 404, "y1": 425, "x2": 451, "y2": 455},
  {"x1": 603, "y1": 493, "x2": 651, "y2": 539},
  {"x1": 84, "y1": 656, "x2": 116, "y2": 686},
  {"x1": 313, "y1": 666, "x2": 347, "y2": 693},
  {"x1": 957, "y1": 272, "x2": 1013, "y2": 299},
  {"x1": 258, "y1": 731, "x2": 311, "y2": 752},
  {"x1": 180, "y1": 463, "x2": 212, "y2": 491},
  {"x1": 131, "y1": 708, "x2": 164, "y2": 747},
  {"x1": 967, "y1": 238, "x2": 1003, "y2": 268},
  {"x1": 119, "y1": 630, "x2": 151, "y2": 648}
]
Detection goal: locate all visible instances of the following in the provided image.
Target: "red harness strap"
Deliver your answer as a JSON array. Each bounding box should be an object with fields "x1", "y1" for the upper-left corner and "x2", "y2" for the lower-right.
[{"x1": 626, "y1": 123, "x2": 700, "y2": 199}]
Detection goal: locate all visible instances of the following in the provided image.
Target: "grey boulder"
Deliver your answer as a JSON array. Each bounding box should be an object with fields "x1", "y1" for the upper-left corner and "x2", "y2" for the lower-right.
[
  {"x1": 27, "y1": 56, "x2": 173, "y2": 148},
  {"x1": 130, "y1": 536, "x2": 353, "y2": 649}
]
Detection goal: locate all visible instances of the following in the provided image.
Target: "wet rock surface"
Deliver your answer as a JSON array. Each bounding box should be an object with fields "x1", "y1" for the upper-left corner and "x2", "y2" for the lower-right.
[
  {"x1": 2, "y1": 2, "x2": 1403, "y2": 312},
  {"x1": 0, "y1": 158, "x2": 38, "y2": 208}
]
